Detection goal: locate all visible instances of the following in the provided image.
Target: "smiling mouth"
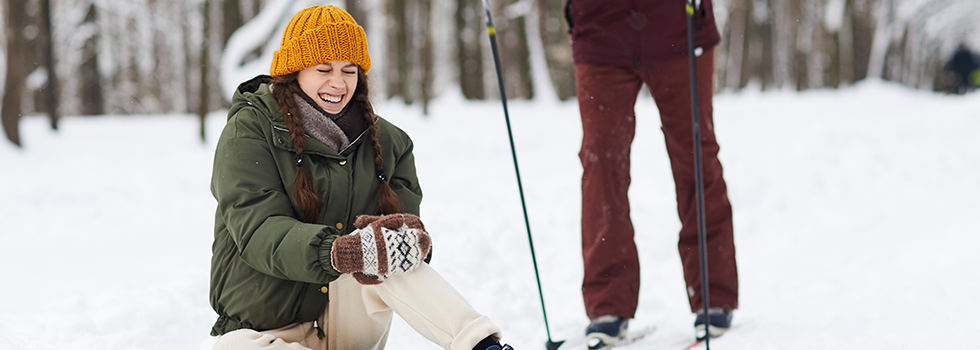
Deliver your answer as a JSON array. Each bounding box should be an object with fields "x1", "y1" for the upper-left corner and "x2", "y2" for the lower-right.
[{"x1": 319, "y1": 93, "x2": 343, "y2": 104}]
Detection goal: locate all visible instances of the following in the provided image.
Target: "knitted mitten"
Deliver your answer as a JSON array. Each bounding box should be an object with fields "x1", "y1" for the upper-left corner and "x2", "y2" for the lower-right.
[{"x1": 331, "y1": 214, "x2": 431, "y2": 285}]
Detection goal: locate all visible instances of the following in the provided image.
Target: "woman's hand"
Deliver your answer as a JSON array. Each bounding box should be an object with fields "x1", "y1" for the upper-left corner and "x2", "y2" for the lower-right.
[{"x1": 330, "y1": 214, "x2": 431, "y2": 284}]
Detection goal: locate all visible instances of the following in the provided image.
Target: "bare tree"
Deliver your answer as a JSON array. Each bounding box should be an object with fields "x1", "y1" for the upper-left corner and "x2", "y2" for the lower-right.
[
  {"x1": 538, "y1": 0, "x2": 574, "y2": 100},
  {"x1": 718, "y1": 0, "x2": 747, "y2": 91},
  {"x1": 838, "y1": 0, "x2": 879, "y2": 85},
  {"x1": 2, "y1": 0, "x2": 33, "y2": 146},
  {"x1": 387, "y1": 0, "x2": 413, "y2": 103},
  {"x1": 455, "y1": 0, "x2": 485, "y2": 99},
  {"x1": 492, "y1": 0, "x2": 533, "y2": 99},
  {"x1": 198, "y1": 0, "x2": 212, "y2": 142},
  {"x1": 417, "y1": 0, "x2": 434, "y2": 115},
  {"x1": 345, "y1": 0, "x2": 368, "y2": 29},
  {"x1": 222, "y1": 0, "x2": 244, "y2": 48},
  {"x1": 39, "y1": 0, "x2": 60, "y2": 130},
  {"x1": 79, "y1": 3, "x2": 104, "y2": 116}
]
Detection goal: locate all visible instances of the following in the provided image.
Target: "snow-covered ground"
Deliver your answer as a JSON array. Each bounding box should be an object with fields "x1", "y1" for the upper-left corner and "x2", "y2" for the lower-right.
[{"x1": 1, "y1": 80, "x2": 978, "y2": 349}]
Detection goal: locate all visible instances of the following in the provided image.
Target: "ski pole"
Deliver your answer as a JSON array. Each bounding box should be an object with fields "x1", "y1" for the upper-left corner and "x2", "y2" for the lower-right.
[
  {"x1": 685, "y1": 0, "x2": 712, "y2": 348},
  {"x1": 478, "y1": 1, "x2": 563, "y2": 349}
]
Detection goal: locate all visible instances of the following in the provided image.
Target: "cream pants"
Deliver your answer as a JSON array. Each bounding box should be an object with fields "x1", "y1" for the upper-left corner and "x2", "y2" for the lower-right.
[{"x1": 212, "y1": 264, "x2": 500, "y2": 350}]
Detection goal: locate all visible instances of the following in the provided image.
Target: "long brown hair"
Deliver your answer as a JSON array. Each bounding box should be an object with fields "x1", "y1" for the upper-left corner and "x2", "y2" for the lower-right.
[{"x1": 271, "y1": 66, "x2": 400, "y2": 223}]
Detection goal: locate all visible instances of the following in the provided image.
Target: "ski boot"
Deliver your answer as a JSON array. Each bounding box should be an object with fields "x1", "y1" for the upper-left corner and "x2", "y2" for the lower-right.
[
  {"x1": 474, "y1": 335, "x2": 515, "y2": 350},
  {"x1": 585, "y1": 315, "x2": 628, "y2": 349},
  {"x1": 694, "y1": 308, "x2": 733, "y2": 340}
]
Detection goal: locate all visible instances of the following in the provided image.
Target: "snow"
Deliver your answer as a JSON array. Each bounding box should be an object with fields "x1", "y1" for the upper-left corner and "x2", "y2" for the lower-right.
[{"x1": 1, "y1": 80, "x2": 978, "y2": 349}]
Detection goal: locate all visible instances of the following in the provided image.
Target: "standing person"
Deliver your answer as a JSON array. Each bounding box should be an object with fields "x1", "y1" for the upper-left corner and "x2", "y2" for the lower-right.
[
  {"x1": 208, "y1": 6, "x2": 514, "y2": 350},
  {"x1": 948, "y1": 43, "x2": 980, "y2": 95},
  {"x1": 564, "y1": 0, "x2": 739, "y2": 345}
]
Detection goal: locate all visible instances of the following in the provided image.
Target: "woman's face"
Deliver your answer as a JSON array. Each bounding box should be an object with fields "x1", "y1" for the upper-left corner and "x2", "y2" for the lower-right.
[{"x1": 296, "y1": 61, "x2": 359, "y2": 114}]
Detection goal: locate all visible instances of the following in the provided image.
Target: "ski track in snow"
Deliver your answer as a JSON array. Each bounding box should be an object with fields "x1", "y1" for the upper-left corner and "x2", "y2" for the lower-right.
[{"x1": 0, "y1": 80, "x2": 978, "y2": 349}]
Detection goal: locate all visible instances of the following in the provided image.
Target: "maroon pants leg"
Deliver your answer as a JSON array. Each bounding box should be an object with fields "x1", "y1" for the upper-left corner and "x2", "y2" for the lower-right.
[
  {"x1": 575, "y1": 63, "x2": 643, "y2": 320},
  {"x1": 640, "y1": 49, "x2": 739, "y2": 312}
]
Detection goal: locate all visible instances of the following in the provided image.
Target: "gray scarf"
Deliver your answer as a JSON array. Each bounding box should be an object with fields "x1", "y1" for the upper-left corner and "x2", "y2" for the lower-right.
[{"x1": 293, "y1": 94, "x2": 350, "y2": 152}]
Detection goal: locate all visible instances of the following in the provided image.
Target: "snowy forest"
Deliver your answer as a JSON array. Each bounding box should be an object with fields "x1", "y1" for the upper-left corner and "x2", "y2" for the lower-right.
[{"x1": 2, "y1": 0, "x2": 979, "y2": 146}]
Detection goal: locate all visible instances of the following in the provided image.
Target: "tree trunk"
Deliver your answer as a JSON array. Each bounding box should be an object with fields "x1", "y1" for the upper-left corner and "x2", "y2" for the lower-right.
[
  {"x1": 719, "y1": 0, "x2": 748, "y2": 90},
  {"x1": 838, "y1": 0, "x2": 856, "y2": 85},
  {"x1": 538, "y1": 0, "x2": 575, "y2": 100},
  {"x1": 456, "y1": 0, "x2": 485, "y2": 99},
  {"x1": 770, "y1": 0, "x2": 799, "y2": 89},
  {"x1": 182, "y1": 0, "x2": 194, "y2": 114},
  {"x1": 221, "y1": 0, "x2": 244, "y2": 49},
  {"x1": 387, "y1": 0, "x2": 413, "y2": 104},
  {"x1": 418, "y1": 0, "x2": 434, "y2": 115},
  {"x1": 828, "y1": 31, "x2": 842, "y2": 88},
  {"x1": 741, "y1": 0, "x2": 759, "y2": 89},
  {"x1": 848, "y1": 0, "x2": 878, "y2": 82},
  {"x1": 2, "y1": 0, "x2": 31, "y2": 146},
  {"x1": 39, "y1": 0, "x2": 60, "y2": 130},
  {"x1": 345, "y1": 0, "x2": 369, "y2": 28},
  {"x1": 493, "y1": 0, "x2": 533, "y2": 99},
  {"x1": 790, "y1": 0, "x2": 809, "y2": 91},
  {"x1": 198, "y1": 0, "x2": 212, "y2": 142},
  {"x1": 79, "y1": 3, "x2": 104, "y2": 116},
  {"x1": 757, "y1": 0, "x2": 774, "y2": 90}
]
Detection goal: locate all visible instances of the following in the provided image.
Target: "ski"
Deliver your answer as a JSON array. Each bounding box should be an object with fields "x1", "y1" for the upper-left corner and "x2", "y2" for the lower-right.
[
  {"x1": 585, "y1": 326, "x2": 656, "y2": 350},
  {"x1": 680, "y1": 339, "x2": 704, "y2": 350}
]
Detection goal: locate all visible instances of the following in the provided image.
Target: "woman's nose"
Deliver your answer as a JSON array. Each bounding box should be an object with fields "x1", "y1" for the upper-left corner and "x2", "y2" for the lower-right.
[{"x1": 326, "y1": 72, "x2": 343, "y2": 87}]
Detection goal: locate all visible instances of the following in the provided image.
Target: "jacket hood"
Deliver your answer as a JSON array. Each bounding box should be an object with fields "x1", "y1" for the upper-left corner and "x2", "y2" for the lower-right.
[{"x1": 229, "y1": 75, "x2": 281, "y2": 124}]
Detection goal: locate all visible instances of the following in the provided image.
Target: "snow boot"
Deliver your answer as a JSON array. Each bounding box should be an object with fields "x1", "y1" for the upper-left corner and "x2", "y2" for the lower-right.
[
  {"x1": 473, "y1": 335, "x2": 514, "y2": 350},
  {"x1": 585, "y1": 315, "x2": 628, "y2": 349},
  {"x1": 694, "y1": 307, "x2": 733, "y2": 340}
]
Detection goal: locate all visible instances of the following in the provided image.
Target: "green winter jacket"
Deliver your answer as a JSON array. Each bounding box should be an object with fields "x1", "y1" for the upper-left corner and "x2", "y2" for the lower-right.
[{"x1": 209, "y1": 75, "x2": 423, "y2": 336}]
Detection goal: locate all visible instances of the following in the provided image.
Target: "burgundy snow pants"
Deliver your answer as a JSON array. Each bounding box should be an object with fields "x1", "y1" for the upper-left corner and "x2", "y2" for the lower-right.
[{"x1": 576, "y1": 49, "x2": 738, "y2": 319}]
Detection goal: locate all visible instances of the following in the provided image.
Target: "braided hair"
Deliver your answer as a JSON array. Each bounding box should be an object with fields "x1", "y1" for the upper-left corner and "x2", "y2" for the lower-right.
[
  {"x1": 352, "y1": 68, "x2": 401, "y2": 215},
  {"x1": 271, "y1": 66, "x2": 400, "y2": 223}
]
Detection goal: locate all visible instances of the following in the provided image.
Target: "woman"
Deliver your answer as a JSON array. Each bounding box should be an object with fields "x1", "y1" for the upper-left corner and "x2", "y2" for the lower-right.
[{"x1": 209, "y1": 6, "x2": 512, "y2": 350}]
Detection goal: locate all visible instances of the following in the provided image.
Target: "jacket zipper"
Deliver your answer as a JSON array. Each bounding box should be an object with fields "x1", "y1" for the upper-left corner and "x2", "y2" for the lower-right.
[
  {"x1": 340, "y1": 129, "x2": 367, "y2": 154},
  {"x1": 273, "y1": 125, "x2": 366, "y2": 156}
]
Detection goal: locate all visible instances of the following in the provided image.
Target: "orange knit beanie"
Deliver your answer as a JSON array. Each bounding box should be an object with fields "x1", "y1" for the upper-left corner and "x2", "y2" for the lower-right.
[{"x1": 270, "y1": 5, "x2": 371, "y2": 76}]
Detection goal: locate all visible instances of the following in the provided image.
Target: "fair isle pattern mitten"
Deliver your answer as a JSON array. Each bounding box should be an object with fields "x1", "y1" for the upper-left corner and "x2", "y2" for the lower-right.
[
  {"x1": 383, "y1": 222, "x2": 428, "y2": 274},
  {"x1": 331, "y1": 214, "x2": 431, "y2": 285},
  {"x1": 352, "y1": 272, "x2": 384, "y2": 285}
]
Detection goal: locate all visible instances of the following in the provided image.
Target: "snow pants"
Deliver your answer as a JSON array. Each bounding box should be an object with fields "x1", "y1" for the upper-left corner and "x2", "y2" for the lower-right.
[
  {"x1": 212, "y1": 264, "x2": 500, "y2": 350},
  {"x1": 575, "y1": 48, "x2": 739, "y2": 319}
]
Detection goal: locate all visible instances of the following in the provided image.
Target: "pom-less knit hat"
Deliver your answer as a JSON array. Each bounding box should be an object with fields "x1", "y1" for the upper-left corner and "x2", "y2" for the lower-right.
[{"x1": 270, "y1": 5, "x2": 371, "y2": 76}]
